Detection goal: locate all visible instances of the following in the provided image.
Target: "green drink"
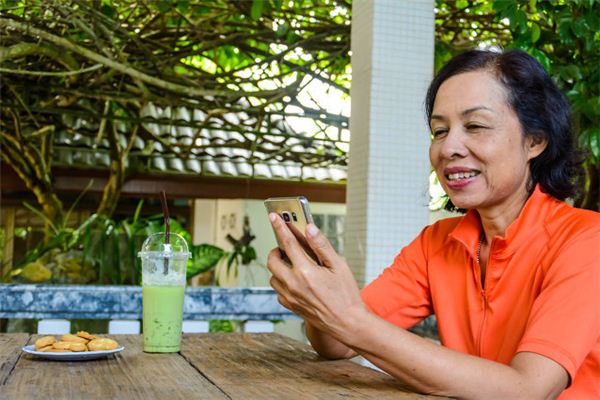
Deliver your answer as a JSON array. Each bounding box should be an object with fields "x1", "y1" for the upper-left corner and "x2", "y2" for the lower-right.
[
  {"x1": 142, "y1": 285, "x2": 185, "y2": 352},
  {"x1": 139, "y1": 232, "x2": 190, "y2": 353}
]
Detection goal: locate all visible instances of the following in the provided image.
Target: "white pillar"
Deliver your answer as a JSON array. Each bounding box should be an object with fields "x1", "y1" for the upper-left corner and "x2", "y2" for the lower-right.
[{"x1": 346, "y1": 0, "x2": 435, "y2": 285}]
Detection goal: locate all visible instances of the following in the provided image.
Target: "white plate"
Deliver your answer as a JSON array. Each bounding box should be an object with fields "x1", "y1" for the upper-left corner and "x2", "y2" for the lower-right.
[{"x1": 22, "y1": 345, "x2": 125, "y2": 361}]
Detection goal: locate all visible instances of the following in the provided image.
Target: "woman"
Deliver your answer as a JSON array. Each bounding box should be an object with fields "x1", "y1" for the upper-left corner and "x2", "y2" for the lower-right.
[{"x1": 267, "y1": 50, "x2": 599, "y2": 399}]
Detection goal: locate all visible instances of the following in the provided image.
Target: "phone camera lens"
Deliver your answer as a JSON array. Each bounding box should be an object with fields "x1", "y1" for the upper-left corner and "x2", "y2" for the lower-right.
[
  {"x1": 282, "y1": 212, "x2": 291, "y2": 222},
  {"x1": 291, "y1": 212, "x2": 298, "y2": 221}
]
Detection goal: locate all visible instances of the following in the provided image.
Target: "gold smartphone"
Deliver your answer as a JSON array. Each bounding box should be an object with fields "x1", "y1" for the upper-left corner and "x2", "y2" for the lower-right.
[{"x1": 264, "y1": 196, "x2": 321, "y2": 265}]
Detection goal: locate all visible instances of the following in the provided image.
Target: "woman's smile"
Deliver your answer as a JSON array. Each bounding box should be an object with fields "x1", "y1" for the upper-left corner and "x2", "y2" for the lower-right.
[{"x1": 444, "y1": 167, "x2": 481, "y2": 189}]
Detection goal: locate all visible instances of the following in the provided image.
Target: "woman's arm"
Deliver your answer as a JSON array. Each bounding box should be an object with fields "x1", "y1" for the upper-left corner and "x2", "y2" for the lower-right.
[
  {"x1": 267, "y1": 213, "x2": 568, "y2": 399},
  {"x1": 342, "y1": 307, "x2": 568, "y2": 399},
  {"x1": 304, "y1": 321, "x2": 357, "y2": 360}
]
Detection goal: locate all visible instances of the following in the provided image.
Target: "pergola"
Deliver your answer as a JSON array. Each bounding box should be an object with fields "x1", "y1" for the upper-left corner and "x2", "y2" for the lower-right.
[{"x1": 1, "y1": 1, "x2": 434, "y2": 286}]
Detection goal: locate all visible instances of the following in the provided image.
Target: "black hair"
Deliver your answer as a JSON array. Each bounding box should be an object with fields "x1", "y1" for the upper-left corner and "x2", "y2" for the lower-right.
[{"x1": 425, "y1": 49, "x2": 583, "y2": 210}]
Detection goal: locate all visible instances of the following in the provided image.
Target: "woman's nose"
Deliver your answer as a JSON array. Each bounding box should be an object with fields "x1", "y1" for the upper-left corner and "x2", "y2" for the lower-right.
[{"x1": 439, "y1": 129, "x2": 468, "y2": 159}]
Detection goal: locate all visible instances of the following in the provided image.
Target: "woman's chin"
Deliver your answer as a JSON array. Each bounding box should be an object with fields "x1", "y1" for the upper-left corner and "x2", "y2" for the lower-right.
[{"x1": 447, "y1": 196, "x2": 477, "y2": 211}]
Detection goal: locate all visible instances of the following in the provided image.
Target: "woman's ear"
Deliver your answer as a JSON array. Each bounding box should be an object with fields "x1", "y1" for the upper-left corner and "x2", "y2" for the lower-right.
[{"x1": 526, "y1": 134, "x2": 548, "y2": 160}]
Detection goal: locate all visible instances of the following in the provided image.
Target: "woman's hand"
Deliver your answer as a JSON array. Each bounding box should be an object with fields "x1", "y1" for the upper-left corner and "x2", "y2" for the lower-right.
[{"x1": 266, "y1": 213, "x2": 367, "y2": 340}]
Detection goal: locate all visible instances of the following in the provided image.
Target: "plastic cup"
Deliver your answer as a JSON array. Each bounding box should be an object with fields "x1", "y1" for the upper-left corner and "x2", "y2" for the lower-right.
[{"x1": 138, "y1": 232, "x2": 190, "y2": 353}]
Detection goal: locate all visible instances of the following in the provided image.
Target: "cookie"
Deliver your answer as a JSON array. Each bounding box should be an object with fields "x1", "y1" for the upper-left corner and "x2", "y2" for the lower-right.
[
  {"x1": 76, "y1": 331, "x2": 96, "y2": 340},
  {"x1": 52, "y1": 341, "x2": 88, "y2": 352},
  {"x1": 87, "y1": 338, "x2": 119, "y2": 351},
  {"x1": 37, "y1": 345, "x2": 54, "y2": 352},
  {"x1": 61, "y1": 334, "x2": 89, "y2": 344},
  {"x1": 35, "y1": 336, "x2": 56, "y2": 351},
  {"x1": 67, "y1": 342, "x2": 88, "y2": 352},
  {"x1": 45, "y1": 348, "x2": 72, "y2": 352}
]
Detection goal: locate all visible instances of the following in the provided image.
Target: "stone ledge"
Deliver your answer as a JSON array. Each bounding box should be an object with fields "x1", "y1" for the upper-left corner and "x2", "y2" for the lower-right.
[{"x1": 0, "y1": 284, "x2": 299, "y2": 321}]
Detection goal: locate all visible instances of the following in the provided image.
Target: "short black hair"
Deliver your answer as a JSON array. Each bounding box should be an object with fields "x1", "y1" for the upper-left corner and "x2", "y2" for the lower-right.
[{"x1": 425, "y1": 49, "x2": 583, "y2": 207}]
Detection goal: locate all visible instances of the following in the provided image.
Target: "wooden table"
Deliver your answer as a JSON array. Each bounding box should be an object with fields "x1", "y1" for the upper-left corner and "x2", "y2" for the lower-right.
[{"x1": 0, "y1": 333, "x2": 442, "y2": 399}]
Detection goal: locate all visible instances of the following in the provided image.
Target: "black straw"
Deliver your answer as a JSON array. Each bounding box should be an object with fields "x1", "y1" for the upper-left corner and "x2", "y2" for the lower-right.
[{"x1": 159, "y1": 190, "x2": 170, "y2": 275}]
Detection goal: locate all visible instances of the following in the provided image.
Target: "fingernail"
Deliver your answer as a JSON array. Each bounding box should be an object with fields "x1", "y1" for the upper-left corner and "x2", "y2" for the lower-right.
[
  {"x1": 307, "y1": 224, "x2": 319, "y2": 237},
  {"x1": 269, "y1": 213, "x2": 277, "y2": 222}
]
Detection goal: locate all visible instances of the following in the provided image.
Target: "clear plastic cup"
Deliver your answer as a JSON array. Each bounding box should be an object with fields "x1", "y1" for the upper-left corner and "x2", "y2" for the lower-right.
[{"x1": 138, "y1": 232, "x2": 190, "y2": 353}]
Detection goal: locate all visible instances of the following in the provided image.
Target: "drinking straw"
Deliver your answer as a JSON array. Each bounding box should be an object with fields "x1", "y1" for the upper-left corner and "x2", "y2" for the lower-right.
[{"x1": 159, "y1": 190, "x2": 170, "y2": 275}]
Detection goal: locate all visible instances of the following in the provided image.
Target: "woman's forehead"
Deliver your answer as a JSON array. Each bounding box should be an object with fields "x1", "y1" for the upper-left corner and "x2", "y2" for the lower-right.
[{"x1": 433, "y1": 70, "x2": 510, "y2": 115}]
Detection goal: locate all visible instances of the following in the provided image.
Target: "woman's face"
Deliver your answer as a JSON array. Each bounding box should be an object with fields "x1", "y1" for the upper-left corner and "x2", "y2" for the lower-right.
[{"x1": 429, "y1": 70, "x2": 546, "y2": 214}]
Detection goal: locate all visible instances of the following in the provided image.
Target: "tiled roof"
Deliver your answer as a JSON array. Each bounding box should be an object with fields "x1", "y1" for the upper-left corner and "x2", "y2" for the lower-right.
[{"x1": 53, "y1": 103, "x2": 348, "y2": 183}]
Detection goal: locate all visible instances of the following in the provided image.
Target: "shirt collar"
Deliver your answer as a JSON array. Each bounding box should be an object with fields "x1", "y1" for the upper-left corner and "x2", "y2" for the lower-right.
[{"x1": 448, "y1": 184, "x2": 555, "y2": 259}]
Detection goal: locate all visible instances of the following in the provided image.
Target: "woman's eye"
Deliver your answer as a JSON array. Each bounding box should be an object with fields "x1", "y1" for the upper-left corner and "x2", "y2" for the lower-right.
[
  {"x1": 466, "y1": 124, "x2": 485, "y2": 131},
  {"x1": 432, "y1": 129, "x2": 448, "y2": 138}
]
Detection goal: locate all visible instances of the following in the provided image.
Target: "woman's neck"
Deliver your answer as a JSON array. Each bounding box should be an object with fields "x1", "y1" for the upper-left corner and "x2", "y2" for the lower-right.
[{"x1": 477, "y1": 185, "x2": 532, "y2": 243}]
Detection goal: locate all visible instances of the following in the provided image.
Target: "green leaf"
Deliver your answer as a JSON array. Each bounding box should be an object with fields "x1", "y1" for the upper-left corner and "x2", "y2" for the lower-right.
[
  {"x1": 558, "y1": 65, "x2": 583, "y2": 81},
  {"x1": 456, "y1": 0, "x2": 469, "y2": 9},
  {"x1": 492, "y1": 0, "x2": 513, "y2": 13},
  {"x1": 514, "y1": 10, "x2": 529, "y2": 35},
  {"x1": 276, "y1": 22, "x2": 290, "y2": 38},
  {"x1": 22, "y1": 202, "x2": 57, "y2": 234},
  {"x1": 101, "y1": 4, "x2": 114, "y2": 18},
  {"x1": 209, "y1": 320, "x2": 234, "y2": 333},
  {"x1": 529, "y1": 48, "x2": 551, "y2": 72},
  {"x1": 193, "y1": 5, "x2": 210, "y2": 15},
  {"x1": 584, "y1": 128, "x2": 600, "y2": 159},
  {"x1": 186, "y1": 244, "x2": 225, "y2": 279},
  {"x1": 558, "y1": 20, "x2": 573, "y2": 43},
  {"x1": 14, "y1": 227, "x2": 28, "y2": 239},
  {"x1": 65, "y1": 179, "x2": 94, "y2": 226},
  {"x1": 132, "y1": 200, "x2": 144, "y2": 224},
  {"x1": 584, "y1": 12, "x2": 600, "y2": 31},
  {"x1": 570, "y1": 18, "x2": 586, "y2": 37},
  {"x1": 176, "y1": 0, "x2": 189, "y2": 13},
  {"x1": 582, "y1": 96, "x2": 600, "y2": 120},
  {"x1": 157, "y1": 0, "x2": 172, "y2": 13},
  {"x1": 251, "y1": 0, "x2": 264, "y2": 21},
  {"x1": 286, "y1": 30, "x2": 298, "y2": 44},
  {"x1": 530, "y1": 23, "x2": 541, "y2": 43}
]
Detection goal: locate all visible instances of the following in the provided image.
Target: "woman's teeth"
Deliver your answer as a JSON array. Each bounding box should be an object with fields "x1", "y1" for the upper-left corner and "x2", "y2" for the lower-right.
[{"x1": 447, "y1": 171, "x2": 479, "y2": 181}]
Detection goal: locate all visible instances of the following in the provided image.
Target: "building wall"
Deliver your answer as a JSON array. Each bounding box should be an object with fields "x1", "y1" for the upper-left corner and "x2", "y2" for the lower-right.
[{"x1": 345, "y1": 0, "x2": 435, "y2": 286}]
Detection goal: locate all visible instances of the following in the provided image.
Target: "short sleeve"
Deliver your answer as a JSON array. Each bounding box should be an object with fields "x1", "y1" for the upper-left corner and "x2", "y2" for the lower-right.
[
  {"x1": 360, "y1": 226, "x2": 433, "y2": 329},
  {"x1": 517, "y1": 230, "x2": 600, "y2": 381}
]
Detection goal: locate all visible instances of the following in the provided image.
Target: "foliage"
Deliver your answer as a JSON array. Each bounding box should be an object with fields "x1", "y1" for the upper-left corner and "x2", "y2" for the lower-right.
[
  {"x1": 7, "y1": 200, "x2": 255, "y2": 285},
  {"x1": 0, "y1": 0, "x2": 351, "y2": 232},
  {"x1": 1, "y1": 0, "x2": 597, "y2": 240},
  {"x1": 434, "y1": 0, "x2": 599, "y2": 210},
  {"x1": 209, "y1": 319, "x2": 236, "y2": 333}
]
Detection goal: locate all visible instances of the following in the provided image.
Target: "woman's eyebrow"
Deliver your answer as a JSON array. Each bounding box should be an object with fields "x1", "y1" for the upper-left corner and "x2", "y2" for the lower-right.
[
  {"x1": 430, "y1": 106, "x2": 494, "y2": 122},
  {"x1": 462, "y1": 106, "x2": 494, "y2": 116}
]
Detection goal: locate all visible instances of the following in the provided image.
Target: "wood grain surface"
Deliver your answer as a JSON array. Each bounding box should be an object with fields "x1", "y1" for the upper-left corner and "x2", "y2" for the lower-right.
[
  {"x1": 1, "y1": 334, "x2": 226, "y2": 399},
  {"x1": 0, "y1": 333, "x2": 28, "y2": 385},
  {"x1": 180, "y1": 333, "x2": 437, "y2": 399},
  {"x1": 0, "y1": 333, "x2": 443, "y2": 400}
]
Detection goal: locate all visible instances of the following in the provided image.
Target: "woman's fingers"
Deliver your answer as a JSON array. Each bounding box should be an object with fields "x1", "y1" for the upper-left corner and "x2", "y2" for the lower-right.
[
  {"x1": 267, "y1": 248, "x2": 294, "y2": 282},
  {"x1": 305, "y1": 223, "x2": 339, "y2": 268},
  {"x1": 269, "y1": 212, "x2": 311, "y2": 266}
]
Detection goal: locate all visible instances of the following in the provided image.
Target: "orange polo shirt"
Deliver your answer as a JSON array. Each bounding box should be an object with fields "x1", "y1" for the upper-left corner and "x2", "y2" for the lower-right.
[{"x1": 361, "y1": 185, "x2": 600, "y2": 399}]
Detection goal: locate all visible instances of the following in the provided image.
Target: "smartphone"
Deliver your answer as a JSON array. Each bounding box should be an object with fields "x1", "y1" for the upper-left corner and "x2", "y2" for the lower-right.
[{"x1": 264, "y1": 196, "x2": 321, "y2": 265}]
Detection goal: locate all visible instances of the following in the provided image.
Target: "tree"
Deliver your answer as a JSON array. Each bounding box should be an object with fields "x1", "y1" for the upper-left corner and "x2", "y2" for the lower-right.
[
  {"x1": 1, "y1": 0, "x2": 598, "y2": 237},
  {"x1": 0, "y1": 0, "x2": 351, "y2": 229}
]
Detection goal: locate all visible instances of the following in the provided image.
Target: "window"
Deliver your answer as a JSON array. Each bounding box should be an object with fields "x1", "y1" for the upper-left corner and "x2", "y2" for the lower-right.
[{"x1": 312, "y1": 214, "x2": 345, "y2": 255}]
